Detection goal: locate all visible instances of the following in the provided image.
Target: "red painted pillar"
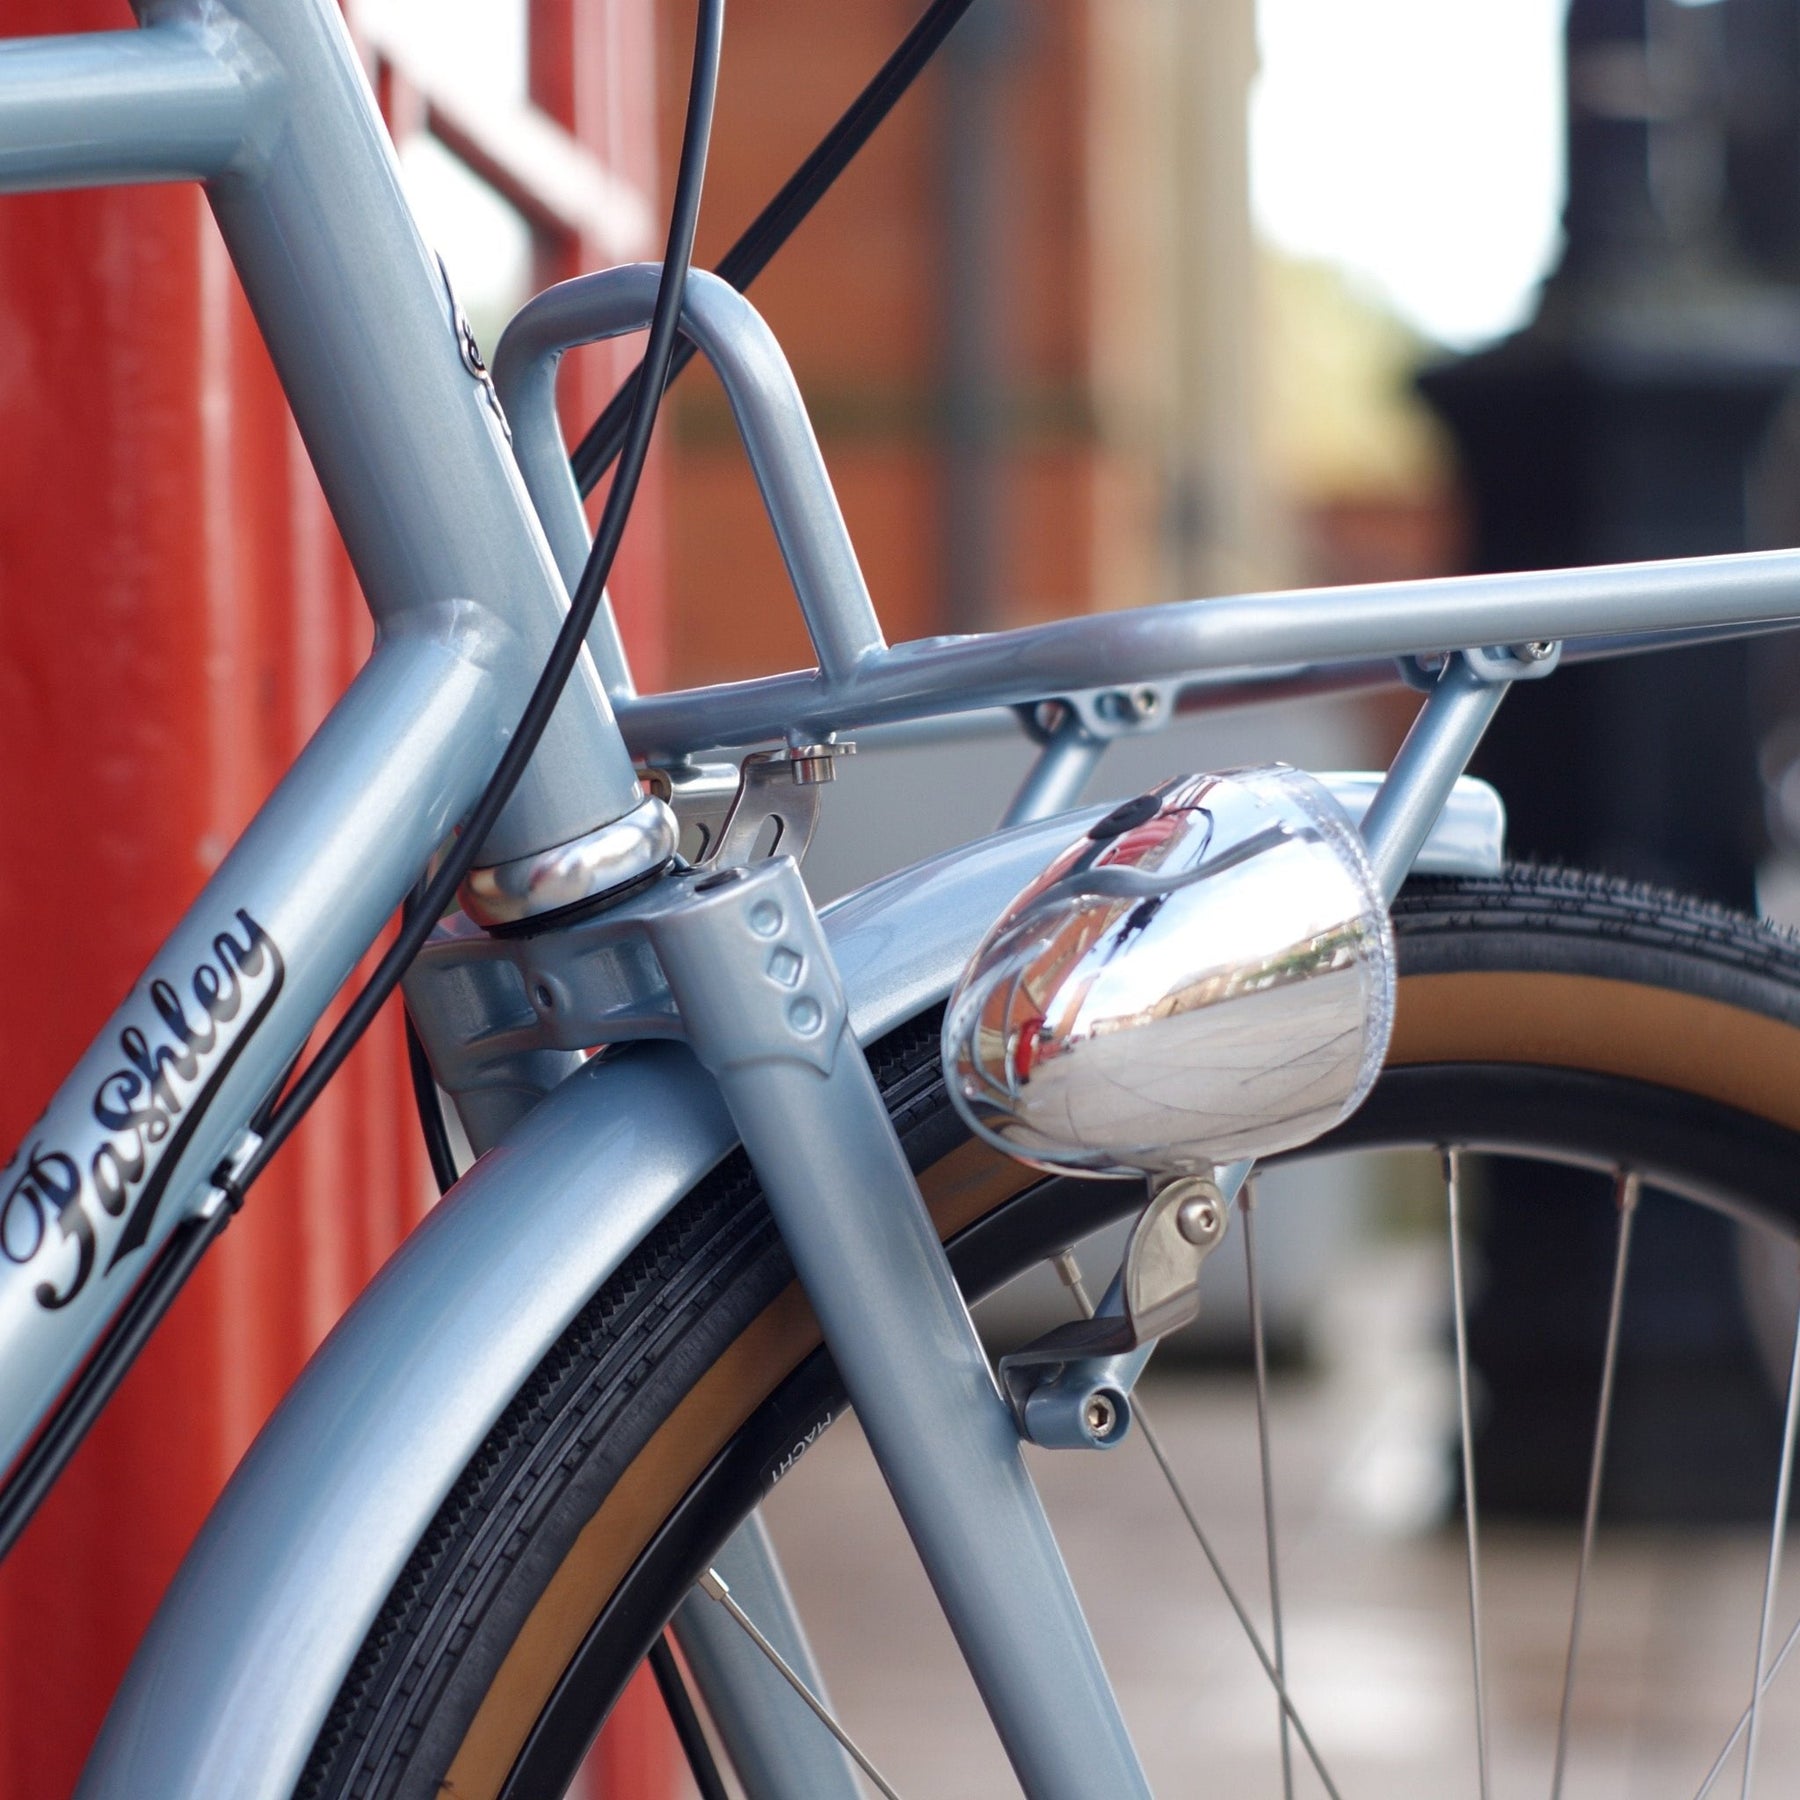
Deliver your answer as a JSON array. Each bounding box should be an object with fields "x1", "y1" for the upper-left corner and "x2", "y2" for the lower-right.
[
  {"x1": 0, "y1": 144, "x2": 434, "y2": 1800},
  {"x1": 0, "y1": 4, "x2": 667, "y2": 1797}
]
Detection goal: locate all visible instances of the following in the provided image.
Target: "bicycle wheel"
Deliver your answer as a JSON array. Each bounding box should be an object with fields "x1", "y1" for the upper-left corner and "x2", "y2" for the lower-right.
[{"x1": 295, "y1": 864, "x2": 1800, "y2": 1799}]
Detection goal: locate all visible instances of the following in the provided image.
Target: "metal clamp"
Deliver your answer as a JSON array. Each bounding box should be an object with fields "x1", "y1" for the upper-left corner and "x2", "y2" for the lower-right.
[
  {"x1": 640, "y1": 760, "x2": 741, "y2": 860},
  {"x1": 1399, "y1": 639, "x2": 1562, "y2": 691},
  {"x1": 644, "y1": 743, "x2": 855, "y2": 868},
  {"x1": 1022, "y1": 681, "x2": 1180, "y2": 745},
  {"x1": 997, "y1": 1174, "x2": 1230, "y2": 1450},
  {"x1": 1121, "y1": 1174, "x2": 1229, "y2": 1336}
]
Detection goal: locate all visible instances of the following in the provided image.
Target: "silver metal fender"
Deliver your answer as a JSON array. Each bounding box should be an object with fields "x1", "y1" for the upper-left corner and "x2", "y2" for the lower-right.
[{"x1": 79, "y1": 776, "x2": 1502, "y2": 1798}]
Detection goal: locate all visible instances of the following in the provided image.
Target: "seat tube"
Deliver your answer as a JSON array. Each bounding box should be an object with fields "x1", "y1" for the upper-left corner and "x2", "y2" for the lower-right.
[
  {"x1": 652, "y1": 858, "x2": 1153, "y2": 1800},
  {"x1": 162, "y1": 0, "x2": 644, "y2": 864}
]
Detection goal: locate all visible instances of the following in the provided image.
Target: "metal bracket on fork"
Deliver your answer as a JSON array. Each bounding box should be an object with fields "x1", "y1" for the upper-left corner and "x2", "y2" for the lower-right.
[
  {"x1": 642, "y1": 741, "x2": 856, "y2": 866},
  {"x1": 997, "y1": 1171, "x2": 1234, "y2": 1450}
]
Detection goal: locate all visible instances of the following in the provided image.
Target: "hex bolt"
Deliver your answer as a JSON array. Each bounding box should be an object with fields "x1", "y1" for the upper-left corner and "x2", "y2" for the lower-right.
[
  {"x1": 1083, "y1": 1393, "x2": 1118, "y2": 1439},
  {"x1": 1175, "y1": 1190, "x2": 1223, "y2": 1245},
  {"x1": 787, "y1": 742, "x2": 856, "y2": 786},
  {"x1": 1523, "y1": 640, "x2": 1556, "y2": 661},
  {"x1": 789, "y1": 746, "x2": 837, "y2": 786}
]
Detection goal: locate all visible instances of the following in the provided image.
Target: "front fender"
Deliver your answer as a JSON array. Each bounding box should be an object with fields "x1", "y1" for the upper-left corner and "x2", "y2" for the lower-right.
[{"x1": 79, "y1": 808, "x2": 1087, "y2": 1800}]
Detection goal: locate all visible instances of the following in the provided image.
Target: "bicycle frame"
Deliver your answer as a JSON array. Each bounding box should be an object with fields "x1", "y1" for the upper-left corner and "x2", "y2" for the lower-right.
[{"x1": 1, "y1": 1, "x2": 1798, "y2": 1795}]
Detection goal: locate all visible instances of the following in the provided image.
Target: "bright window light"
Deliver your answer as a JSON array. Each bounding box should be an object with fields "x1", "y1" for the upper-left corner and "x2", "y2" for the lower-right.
[{"x1": 1251, "y1": 0, "x2": 1568, "y2": 348}]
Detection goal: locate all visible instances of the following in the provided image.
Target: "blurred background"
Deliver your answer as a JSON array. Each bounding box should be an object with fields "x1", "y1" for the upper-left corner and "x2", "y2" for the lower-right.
[{"x1": 11, "y1": 0, "x2": 1800, "y2": 1793}]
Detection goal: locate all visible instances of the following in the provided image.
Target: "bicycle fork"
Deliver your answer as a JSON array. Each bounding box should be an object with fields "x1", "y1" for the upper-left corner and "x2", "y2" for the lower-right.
[{"x1": 656, "y1": 854, "x2": 1153, "y2": 1800}]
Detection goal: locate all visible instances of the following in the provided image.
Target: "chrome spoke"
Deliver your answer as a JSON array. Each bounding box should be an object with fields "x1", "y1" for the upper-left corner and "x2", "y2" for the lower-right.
[
  {"x1": 1134, "y1": 1408, "x2": 1348, "y2": 1799},
  {"x1": 1446, "y1": 1147, "x2": 1495, "y2": 1800},
  {"x1": 1695, "y1": 1611, "x2": 1800, "y2": 1798},
  {"x1": 1549, "y1": 1168, "x2": 1639, "y2": 1800},
  {"x1": 698, "y1": 1566, "x2": 906, "y2": 1800},
  {"x1": 1739, "y1": 1260, "x2": 1800, "y2": 1799},
  {"x1": 1242, "y1": 1179, "x2": 1295, "y2": 1800},
  {"x1": 1055, "y1": 1249, "x2": 1346, "y2": 1800}
]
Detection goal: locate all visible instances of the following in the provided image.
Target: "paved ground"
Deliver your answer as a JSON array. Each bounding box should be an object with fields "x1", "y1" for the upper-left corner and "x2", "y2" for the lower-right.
[{"x1": 715, "y1": 1238, "x2": 1800, "y2": 1799}]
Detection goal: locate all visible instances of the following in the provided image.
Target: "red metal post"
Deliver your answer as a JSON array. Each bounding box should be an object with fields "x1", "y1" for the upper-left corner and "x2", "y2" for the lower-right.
[
  {"x1": 0, "y1": 3, "x2": 667, "y2": 1796},
  {"x1": 0, "y1": 126, "x2": 434, "y2": 1800}
]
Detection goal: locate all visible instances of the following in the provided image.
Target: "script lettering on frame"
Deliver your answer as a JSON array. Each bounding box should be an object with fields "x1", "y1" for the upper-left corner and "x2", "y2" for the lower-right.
[{"x1": 0, "y1": 911, "x2": 285, "y2": 1310}]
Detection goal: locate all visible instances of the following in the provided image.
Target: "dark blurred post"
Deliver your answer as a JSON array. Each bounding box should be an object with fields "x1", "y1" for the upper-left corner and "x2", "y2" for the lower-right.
[{"x1": 1421, "y1": 0, "x2": 1800, "y2": 1516}]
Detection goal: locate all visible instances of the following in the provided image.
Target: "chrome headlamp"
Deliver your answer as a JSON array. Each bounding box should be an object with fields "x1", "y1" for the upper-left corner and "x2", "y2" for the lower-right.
[{"x1": 942, "y1": 766, "x2": 1396, "y2": 1177}]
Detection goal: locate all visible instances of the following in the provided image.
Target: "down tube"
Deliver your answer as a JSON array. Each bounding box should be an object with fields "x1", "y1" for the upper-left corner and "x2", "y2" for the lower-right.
[{"x1": 0, "y1": 608, "x2": 506, "y2": 1479}]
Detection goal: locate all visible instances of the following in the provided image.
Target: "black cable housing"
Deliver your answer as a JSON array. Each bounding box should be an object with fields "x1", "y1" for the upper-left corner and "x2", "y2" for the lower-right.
[
  {"x1": 230, "y1": 0, "x2": 725, "y2": 1202},
  {"x1": 648, "y1": 1635, "x2": 733, "y2": 1800},
  {"x1": 569, "y1": 0, "x2": 977, "y2": 498},
  {"x1": 404, "y1": 1010, "x2": 462, "y2": 1198},
  {"x1": 400, "y1": 0, "x2": 973, "y2": 1203}
]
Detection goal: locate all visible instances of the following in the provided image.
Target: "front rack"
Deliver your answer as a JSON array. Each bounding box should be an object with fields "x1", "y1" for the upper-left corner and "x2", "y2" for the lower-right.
[{"x1": 494, "y1": 263, "x2": 1800, "y2": 762}]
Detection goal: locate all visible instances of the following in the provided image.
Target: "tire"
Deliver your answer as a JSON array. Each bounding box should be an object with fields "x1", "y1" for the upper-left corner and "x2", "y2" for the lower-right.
[{"x1": 295, "y1": 866, "x2": 1800, "y2": 1800}]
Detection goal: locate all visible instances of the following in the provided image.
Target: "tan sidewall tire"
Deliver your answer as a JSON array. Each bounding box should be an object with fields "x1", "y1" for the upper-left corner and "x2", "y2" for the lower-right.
[{"x1": 297, "y1": 868, "x2": 1800, "y2": 1800}]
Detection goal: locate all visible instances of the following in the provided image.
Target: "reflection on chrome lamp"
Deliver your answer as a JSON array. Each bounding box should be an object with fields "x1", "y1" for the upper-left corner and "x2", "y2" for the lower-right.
[{"x1": 942, "y1": 766, "x2": 1396, "y2": 1177}]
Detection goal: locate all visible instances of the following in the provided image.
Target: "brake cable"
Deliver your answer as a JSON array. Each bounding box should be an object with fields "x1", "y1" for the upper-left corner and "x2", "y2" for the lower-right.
[
  {"x1": 0, "y1": 0, "x2": 724, "y2": 1563},
  {"x1": 569, "y1": 0, "x2": 979, "y2": 499},
  {"x1": 233, "y1": 0, "x2": 724, "y2": 1202},
  {"x1": 404, "y1": 0, "x2": 978, "y2": 1200}
]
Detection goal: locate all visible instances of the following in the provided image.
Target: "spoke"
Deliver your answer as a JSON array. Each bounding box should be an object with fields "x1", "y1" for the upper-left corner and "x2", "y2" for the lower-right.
[
  {"x1": 1242, "y1": 1180, "x2": 1295, "y2": 1800},
  {"x1": 698, "y1": 1567, "x2": 906, "y2": 1800},
  {"x1": 1055, "y1": 1249, "x2": 1346, "y2": 1800},
  {"x1": 1549, "y1": 1169, "x2": 1639, "y2": 1800},
  {"x1": 1695, "y1": 1610, "x2": 1800, "y2": 1798},
  {"x1": 1445, "y1": 1147, "x2": 1495, "y2": 1800},
  {"x1": 1739, "y1": 1258, "x2": 1800, "y2": 1799}
]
